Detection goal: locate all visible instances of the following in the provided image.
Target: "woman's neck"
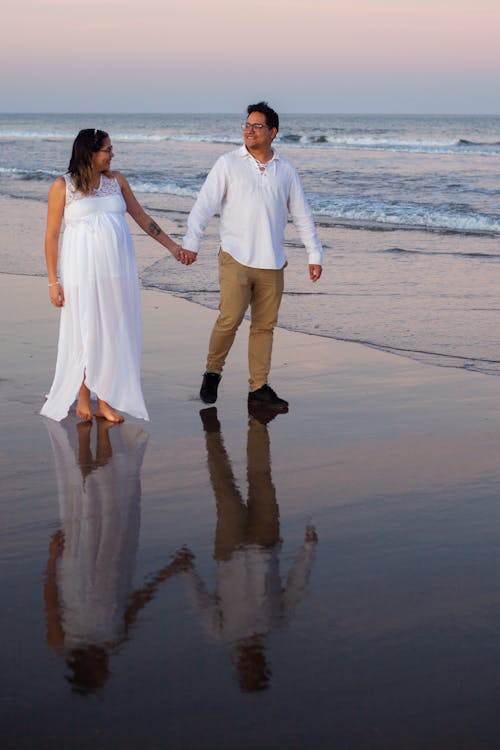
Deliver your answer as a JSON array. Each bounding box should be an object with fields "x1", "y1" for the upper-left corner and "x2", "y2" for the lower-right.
[{"x1": 91, "y1": 169, "x2": 103, "y2": 189}]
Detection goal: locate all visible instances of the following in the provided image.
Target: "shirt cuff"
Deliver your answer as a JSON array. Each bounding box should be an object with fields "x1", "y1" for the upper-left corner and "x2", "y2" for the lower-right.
[
  {"x1": 182, "y1": 232, "x2": 200, "y2": 253},
  {"x1": 307, "y1": 250, "x2": 323, "y2": 265}
]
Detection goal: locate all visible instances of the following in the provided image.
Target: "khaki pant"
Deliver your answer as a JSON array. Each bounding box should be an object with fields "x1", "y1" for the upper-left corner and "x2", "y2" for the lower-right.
[
  {"x1": 202, "y1": 416, "x2": 280, "y2": 562},
  {"x1": 206, "y1": 250, "x2": 285, "y2": 390}
]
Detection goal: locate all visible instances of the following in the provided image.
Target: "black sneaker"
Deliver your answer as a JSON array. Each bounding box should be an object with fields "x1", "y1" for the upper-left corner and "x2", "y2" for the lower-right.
[
  {"x1": 248, "y1": 384, "x2": 288, "y2": 411},
  {"x1": 199, "y1": 407, "x2": 221, "y2": 433},
  {"x1": 200, "y1": 372, "x2": 221, "y2": 404},
  {"x1": 247, "y1": 402, "x2": 281, "y2": 425}
]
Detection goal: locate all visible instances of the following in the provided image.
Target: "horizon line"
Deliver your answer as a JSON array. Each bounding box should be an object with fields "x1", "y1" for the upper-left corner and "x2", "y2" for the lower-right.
[{"x1": 1, "y1": 111, "x2": 500, "y2": 117}]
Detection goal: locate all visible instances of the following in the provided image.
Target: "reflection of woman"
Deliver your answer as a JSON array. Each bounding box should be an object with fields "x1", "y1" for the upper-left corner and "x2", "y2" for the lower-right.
[
  {"x1": 41, "y1": 128, "x2": 181, "y2": 423},
  {"x1": 43, "y1": 419, "x2": 185, "y2": 693},
  {"x1": 178, "y1": 407, "x2": 317, "y2": 692}
]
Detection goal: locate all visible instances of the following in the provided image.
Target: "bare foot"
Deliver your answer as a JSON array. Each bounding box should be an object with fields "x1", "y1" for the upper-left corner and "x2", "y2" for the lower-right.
[
  {"x1": 77, "y1": 421, "x2": 94, "y2": 480},
  {"x1": 76, "y1": 384, "x2": 92, "y2": 422},
  {"x1": 95, "y1": 419, "x2": 115, "y2": 466},
  {"x1": 95, "y1": 399, "x2": 124, "y2": 423}
]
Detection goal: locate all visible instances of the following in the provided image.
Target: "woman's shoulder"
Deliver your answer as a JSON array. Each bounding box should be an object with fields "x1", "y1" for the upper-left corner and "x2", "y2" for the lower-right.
[
  {"x1": 110, "y1": 170, "x2": 126, "y2": 186},
  {"x1": 48, "y1": 175, "x2": 67, "y2": 197},
  {"x1": 110, "y1": 171, "x2": 133, "y2": 196}
]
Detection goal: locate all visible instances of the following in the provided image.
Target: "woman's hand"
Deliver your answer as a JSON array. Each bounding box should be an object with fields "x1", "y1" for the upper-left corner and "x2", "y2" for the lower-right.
[
  {"x1": 49, "y1": 281, "x2": 65, "y2": 307},
  {"x1": 45, "y1": 177, "x2": 65, "y2": 304}
]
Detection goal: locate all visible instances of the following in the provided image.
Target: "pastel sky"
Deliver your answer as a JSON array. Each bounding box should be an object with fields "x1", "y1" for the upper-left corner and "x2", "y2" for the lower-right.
[{"x1": 2, "y1": 0, "x2": 499, "y2": 113}]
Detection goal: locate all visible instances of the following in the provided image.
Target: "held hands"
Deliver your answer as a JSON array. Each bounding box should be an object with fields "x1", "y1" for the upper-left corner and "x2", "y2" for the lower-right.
[
  {"x1": 170, "y1": 244, "x2": 197, "y2": 265},
  {"x1": 309, "y1": 264, "x2": 322, "y2": 282},
  {"x1": 170, "y1": 545, "x2": 195, "y2": 572},
  {"x1": 178, "y1": 248, "x2": 197, "y2": 265}
]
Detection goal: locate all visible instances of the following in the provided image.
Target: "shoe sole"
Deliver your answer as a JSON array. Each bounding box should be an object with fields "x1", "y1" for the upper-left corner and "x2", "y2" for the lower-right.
[
  {"x1": 200, "y1": 393, "x2": 217, "y2": 404},
  {"x1": 247, "y1": 398, "x2": 289, "y2": 412}
]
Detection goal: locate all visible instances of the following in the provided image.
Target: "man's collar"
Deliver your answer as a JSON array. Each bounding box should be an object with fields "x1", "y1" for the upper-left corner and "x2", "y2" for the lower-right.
[{"x1": 239, "y1": 144, "x2": 281, "y2": 161}]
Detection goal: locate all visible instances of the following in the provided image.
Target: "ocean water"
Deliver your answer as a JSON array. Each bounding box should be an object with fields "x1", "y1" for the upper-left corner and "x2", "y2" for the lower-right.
[{"x1": 1, "y1": 112, "x2": 499, "y2": 375}]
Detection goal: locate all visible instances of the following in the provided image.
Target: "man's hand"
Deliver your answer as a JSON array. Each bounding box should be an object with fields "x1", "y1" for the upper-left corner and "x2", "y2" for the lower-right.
[
  {"x1": 179, "y1": 249, "x2": 198, "y2": 265},
  {"x1": 309, "y1": 264, "x2": 322, "y2": 282}
]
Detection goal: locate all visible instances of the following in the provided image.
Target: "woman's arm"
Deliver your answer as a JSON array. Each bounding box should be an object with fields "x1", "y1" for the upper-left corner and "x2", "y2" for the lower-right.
[
  {"x1": 45, "y1": 177, "x2": 66, "y2": 307},
  {"x1": 115, "y1": 172, "x2": 181, "y2": 259},
  {"x1": 44, "y1": 530, "x2": 65, "y2": 649}
]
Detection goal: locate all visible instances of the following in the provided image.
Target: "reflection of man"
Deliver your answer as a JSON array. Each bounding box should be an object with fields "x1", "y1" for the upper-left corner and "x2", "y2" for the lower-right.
[
  {"x1": 180, "y1": 101, "x2": 323, "y2": 409},
  {"x1": 43, "y1": 419, "x2": 189, "y2": 693},
  {"x1": 176, "y1": 407, "x2": 318, "y2": 692}
]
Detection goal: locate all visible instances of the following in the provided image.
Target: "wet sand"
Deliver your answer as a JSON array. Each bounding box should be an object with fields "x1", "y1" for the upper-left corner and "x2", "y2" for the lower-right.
[{"x1": 3, "y1": 273, "x2": 500, "y2": 749}]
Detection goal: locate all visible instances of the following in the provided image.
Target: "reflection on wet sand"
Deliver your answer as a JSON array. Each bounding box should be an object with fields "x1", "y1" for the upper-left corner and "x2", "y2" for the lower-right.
[
  {"x1": 179, "y1": 406, "x2": 318, "y2": 692},
  {"x1": 43, "y1": 419, "x2": 189, "y2": 693}
]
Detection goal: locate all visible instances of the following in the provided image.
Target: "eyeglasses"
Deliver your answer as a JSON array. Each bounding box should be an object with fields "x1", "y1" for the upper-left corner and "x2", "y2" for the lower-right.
[
  {"x1": 99, "y1": 146, "x2": 114, "y2": 154},
  {"x1": 241, "y1": 122, "x2": 269, "y2": 131}
]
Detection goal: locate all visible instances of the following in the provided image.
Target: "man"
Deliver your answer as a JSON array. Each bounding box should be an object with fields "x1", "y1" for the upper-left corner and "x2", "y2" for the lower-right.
[
  {"x1": 180, "y1": 101, "x2": 323, "y2": 410},
  {"x1": 173, "y1": 405, "x2": 318, "y2": 692}
]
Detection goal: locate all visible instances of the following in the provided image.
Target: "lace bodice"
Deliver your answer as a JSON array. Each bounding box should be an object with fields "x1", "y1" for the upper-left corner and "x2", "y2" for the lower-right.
[{"x1": 64, "y1": 173, "x2": 120, "y2": 205}]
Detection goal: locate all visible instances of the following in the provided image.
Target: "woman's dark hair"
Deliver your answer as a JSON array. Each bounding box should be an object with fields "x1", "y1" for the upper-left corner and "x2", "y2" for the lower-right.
[
  {"x1": 247, "y1": 101, "x2": 279, "y2": 132},
  {"x1": 67, "y1": 128, "x2": 110, "y2": 194}
]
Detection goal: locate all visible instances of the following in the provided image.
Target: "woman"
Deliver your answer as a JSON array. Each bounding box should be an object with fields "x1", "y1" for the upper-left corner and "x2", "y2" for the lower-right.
[
  {"x1": 41, "y1": 128, "x2": 181, "y2": 423},
  {"x1": 43, "y1": 418, "x2": 191, "y2": 693}
]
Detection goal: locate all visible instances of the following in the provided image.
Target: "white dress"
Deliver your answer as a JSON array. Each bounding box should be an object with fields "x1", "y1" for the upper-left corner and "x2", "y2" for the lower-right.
[
  {"x1": 44, "y1": 419, "x2": 148, "y2": 647},
  {"x1": 41, "y1": 174, "x2": 149, "y2": 421}
]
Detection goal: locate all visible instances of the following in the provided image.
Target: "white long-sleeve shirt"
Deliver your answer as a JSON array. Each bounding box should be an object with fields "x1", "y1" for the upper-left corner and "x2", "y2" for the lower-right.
[
  {"x1": 182, "y1": 145, "x2": 323, "y2": 269},
  {"x1": 180, "y1": 541, "x2": 317, "y2": 643}
]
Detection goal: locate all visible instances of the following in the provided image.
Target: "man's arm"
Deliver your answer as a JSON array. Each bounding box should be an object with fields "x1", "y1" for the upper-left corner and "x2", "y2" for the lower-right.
[
  {"x1": 282, "y1": 525, "x2": 318, "y2": 620},
  {"x1": 288, "y1": 169, "x2": 323, "y2": 281},
  {"x1": 181, "y1": 156, "x2": 228, "y2": 259}
]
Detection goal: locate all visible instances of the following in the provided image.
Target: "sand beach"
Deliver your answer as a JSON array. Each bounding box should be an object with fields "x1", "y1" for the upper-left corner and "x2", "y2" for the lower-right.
[{"x1": 3, "y1": 258, "x2": 500, "y2": 748}]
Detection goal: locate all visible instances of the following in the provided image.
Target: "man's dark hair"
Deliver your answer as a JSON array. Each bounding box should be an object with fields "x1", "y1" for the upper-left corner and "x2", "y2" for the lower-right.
[{"x1": 247, "y1": 101, "x2": 279, "y2": 132}]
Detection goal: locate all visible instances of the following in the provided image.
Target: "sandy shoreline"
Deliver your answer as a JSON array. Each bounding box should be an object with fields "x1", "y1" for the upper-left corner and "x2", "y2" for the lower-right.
[
  {"x1": 3, "y1": 271, "x2": 500, "y2": 748},
  {"x1": 2, "y1": 271, "x2": 500, "y2": 508}
]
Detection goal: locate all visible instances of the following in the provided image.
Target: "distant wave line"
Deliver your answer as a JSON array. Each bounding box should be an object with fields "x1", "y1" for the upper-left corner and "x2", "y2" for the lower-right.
[
  {"x1": 313, "y1": 201, "x2": 500, "y2": 236},
  {"x1": 2, "y1": 128, "x2": 500, "y2": 156}
]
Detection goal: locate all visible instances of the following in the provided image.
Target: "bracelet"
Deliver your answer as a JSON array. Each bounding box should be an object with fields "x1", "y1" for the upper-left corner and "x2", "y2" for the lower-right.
[{"x1": 48, "y1": 281, "x2": 60, "y2": 287}]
